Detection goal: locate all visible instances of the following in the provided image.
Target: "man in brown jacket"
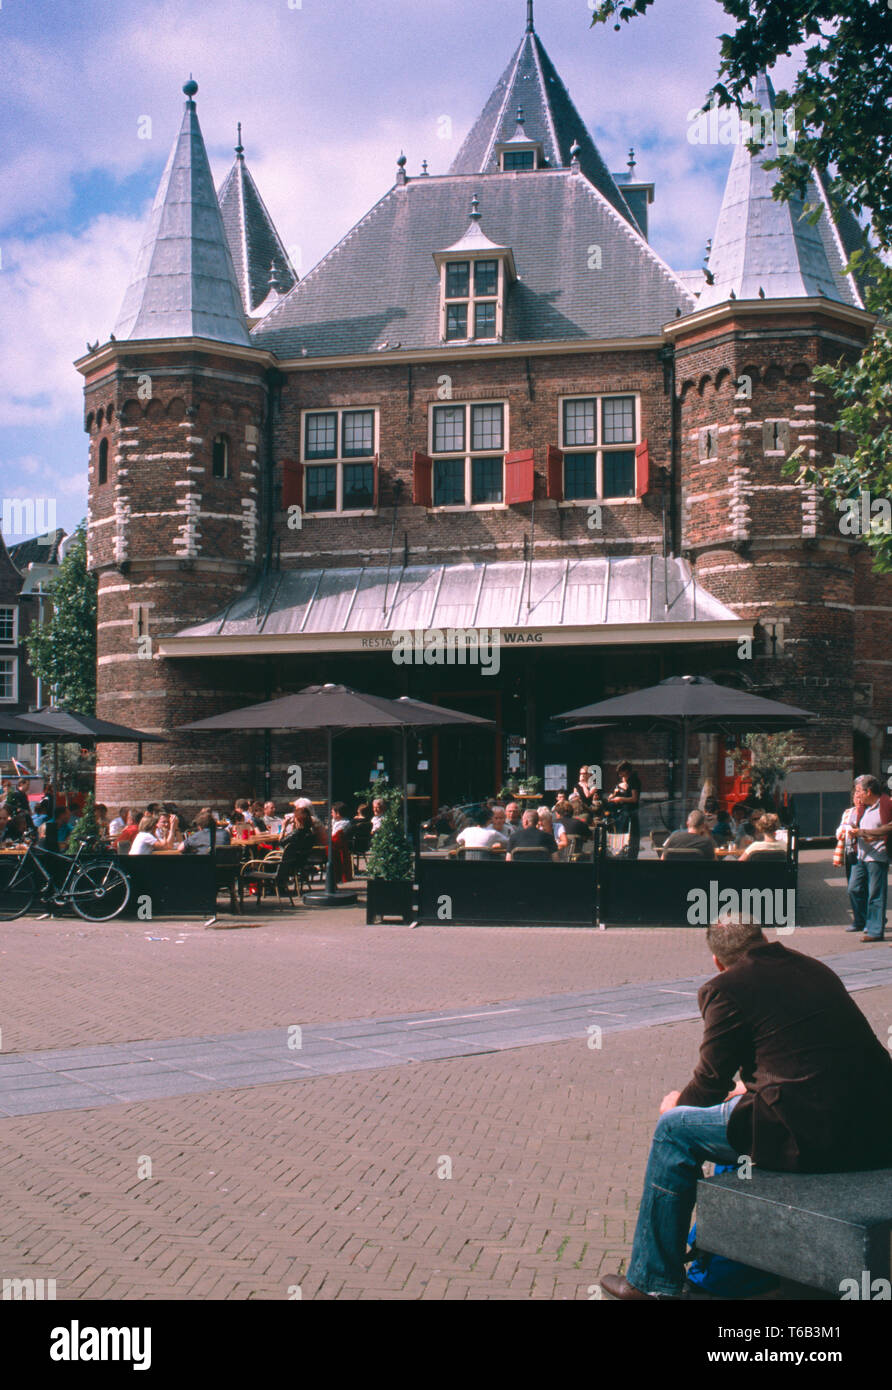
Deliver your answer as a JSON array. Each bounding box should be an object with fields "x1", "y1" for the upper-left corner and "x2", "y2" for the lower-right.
[{"x1": 600, "y1": 919, "x2": 892, "y2": 1300}]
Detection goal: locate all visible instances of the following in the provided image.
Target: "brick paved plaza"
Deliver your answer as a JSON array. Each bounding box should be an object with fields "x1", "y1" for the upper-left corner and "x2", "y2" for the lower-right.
[{"x1": 0, "y1": 852, "x2": 889, "y2": 1300}]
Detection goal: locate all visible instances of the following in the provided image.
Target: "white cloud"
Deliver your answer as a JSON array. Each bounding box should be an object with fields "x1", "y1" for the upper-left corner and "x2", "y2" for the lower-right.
[{"x1": 0, "y1": 214, "x2": 144, "y2": 429}]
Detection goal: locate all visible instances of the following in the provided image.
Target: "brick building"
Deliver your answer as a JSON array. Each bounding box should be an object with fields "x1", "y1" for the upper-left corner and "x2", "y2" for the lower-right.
[{"x1": 77, "y1": 7, "x2": 890, "y2": 833}]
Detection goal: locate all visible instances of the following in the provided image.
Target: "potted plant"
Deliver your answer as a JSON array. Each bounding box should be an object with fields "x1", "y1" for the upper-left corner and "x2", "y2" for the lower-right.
[{"x1": 365, "y1": 790, "x2": 416, "y2": 924}]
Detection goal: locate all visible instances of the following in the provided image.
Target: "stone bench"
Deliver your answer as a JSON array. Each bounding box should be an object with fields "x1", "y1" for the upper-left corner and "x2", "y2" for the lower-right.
[{"x1": 696, "y1": 1168, "x2": 892, "y2": 1296}]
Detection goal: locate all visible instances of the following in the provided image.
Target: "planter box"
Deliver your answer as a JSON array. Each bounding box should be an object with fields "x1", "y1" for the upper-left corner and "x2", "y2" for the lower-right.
[{"x1": 366, "y1": 877, "x2": 415, "y2": 924}]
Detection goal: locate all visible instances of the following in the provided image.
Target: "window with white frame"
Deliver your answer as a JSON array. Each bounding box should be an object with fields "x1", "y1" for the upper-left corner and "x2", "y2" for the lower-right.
[
  {"x1": 301, "y1": 408, "x2": 377, "y2": 513},
  {"x1": 560, "y1": 394, "x2": 638, "y2": 499},
  {"x1": 0, "y1": 657, "x2": 17, "y2": 702},
  {"x1": 442, "y1": 259, "x2": 502, "y2": 342},
  {"x1": 430, "y1": 402, "x2": 506, "y2": 506},
  {"x1": 0, "y1": 607, "x2": 16, "y2": 645}
]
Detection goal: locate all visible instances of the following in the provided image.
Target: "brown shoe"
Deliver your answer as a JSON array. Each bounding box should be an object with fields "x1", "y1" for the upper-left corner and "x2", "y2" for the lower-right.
[{"x1": 599, "y1": 1272, "x2": 660, "y2": 1301}]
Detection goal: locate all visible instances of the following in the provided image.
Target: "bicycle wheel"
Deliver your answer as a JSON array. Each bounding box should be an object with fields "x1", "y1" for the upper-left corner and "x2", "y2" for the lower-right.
[
  {"x1": 0, "y1": 859, "x2": 38, "y2": 920},
  {"x1": 69, "y1": 862, "x2": 131, "y2": 921}
]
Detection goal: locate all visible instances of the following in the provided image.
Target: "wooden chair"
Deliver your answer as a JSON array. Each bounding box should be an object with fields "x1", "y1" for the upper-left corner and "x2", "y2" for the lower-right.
[{"x1": 455, "y1": 846, "x2": 495, "y2": 862}]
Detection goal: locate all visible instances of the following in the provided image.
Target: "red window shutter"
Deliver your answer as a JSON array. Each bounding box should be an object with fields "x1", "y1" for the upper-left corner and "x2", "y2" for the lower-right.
[
  {"x1": 503, "y1": 448, "x2": 535, "y2": 504},
  {"x1": 281, "y1": 459, "x2": 303, "y2": 509},
  {"x1": 413, "y1": 450, "x2": 433, "y2": 507},
  {"x1": 372, "y1": 453, "x2": 379, "y2": 509},
  {"x1": 635, "y1": 440, "x2": 650, "y2": 498},
  {"x1": 546, "y1": 445, "x2": 564, "y2": 502}
]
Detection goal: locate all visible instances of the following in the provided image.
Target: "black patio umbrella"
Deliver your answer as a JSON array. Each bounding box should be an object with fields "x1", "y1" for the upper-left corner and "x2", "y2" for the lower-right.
[
  {"x1": 180, "y1": 684, "x2": 495, "y2": 906},
  {"x1": 1, "y1": 708, "x2": 166, "y2": 848},
  {"x1": 557, "y1": 675, "x2": 818, "y2": 819}
]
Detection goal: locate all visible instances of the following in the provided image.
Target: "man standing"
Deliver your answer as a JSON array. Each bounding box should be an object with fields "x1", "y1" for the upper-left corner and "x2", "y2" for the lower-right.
[
  {"x1": 599, "y1": 920, "x2": 892, "y2": 1300},
  {"x1": 847, "y1": 774, "x2": 892, "y2": 942}
]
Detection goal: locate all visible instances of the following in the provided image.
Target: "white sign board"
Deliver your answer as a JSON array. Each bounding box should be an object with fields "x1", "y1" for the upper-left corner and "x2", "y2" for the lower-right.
[{"x1": 544, "y1": 764, "x2": 567, "y2": 791}]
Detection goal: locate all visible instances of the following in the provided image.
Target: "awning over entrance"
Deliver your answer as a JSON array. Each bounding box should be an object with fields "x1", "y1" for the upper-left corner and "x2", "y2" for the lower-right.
[{"x1": 160, "y1": 556, "x2": 745, "y2": 657}]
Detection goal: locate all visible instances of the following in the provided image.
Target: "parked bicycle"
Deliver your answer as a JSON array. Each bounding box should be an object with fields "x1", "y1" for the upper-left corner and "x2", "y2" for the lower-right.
[{"x1": 0, "y1": 837, "x2": 130, "y2": 922}]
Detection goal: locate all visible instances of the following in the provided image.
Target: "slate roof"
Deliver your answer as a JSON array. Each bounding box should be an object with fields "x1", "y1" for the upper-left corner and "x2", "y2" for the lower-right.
[
  {"x1": 448, "y1": 24, "x2": 638, "y2": 231},
  {"x1": 218, "y1": 141, "x2": 297, "y2": 315},
  {"x1": 698, "y1": 73, "x2": 864, "y2": 310},
  {"x1": 7, "y1": 529, "x2": 66, "y2": 573},
  {"x1": 173, "y1": 556, "x2": 739, "y2": 642},
  {"x1": 251, "y1": 170, "x2": 694, "y2": 358},
  {"x1": 114, "y1": 87, "x2": 251, "y2": 345}
]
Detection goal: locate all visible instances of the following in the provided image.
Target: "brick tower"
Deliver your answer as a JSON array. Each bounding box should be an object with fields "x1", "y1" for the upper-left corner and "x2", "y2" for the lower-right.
[
  {"x1": 667, "y1": 75, "x2": 890, "y2": 820},
  {"x1": 78, "y1": 80, "x2": 273, "y2": 810}
]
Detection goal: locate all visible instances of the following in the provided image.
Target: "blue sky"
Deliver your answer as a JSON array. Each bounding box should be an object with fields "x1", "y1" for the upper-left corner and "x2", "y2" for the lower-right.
[{"x1": 0, "y1": 0, "x2": 804, "y2": 543}]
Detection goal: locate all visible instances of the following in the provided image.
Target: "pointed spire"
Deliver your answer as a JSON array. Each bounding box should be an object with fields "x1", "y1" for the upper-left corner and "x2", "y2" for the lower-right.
[
  {"x1": 217, "y1": 125, "x2": 297, "y2": 316},
  {"x1": 449, "y1": 22, "x2": 639, "y2": 228},
  {"x1": 698, "y1": 72, "x2": 864, "y2": 309},
  {"x1": 114, "y1": 80, "x2": 251, "y2": 344},
  {"x1": 526, "y1": 0, "x2": 534, "y2": 33}
]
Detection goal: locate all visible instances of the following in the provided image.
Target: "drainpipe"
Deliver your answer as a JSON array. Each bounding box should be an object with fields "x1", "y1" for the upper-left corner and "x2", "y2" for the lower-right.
[
  {"x1": 263, "y1": 369, "x2": 286, "y2": 575},
  {"x1": 660, "y1": 343, "x2": 678, "y2": 556}
]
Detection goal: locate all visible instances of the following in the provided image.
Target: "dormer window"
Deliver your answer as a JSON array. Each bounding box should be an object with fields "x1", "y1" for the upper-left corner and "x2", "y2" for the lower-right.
[
  {"x1": 495, "y1": 108, "x2": 542, "y2": 172},
  {"x1": 434, "y1": 197, "x2": 516, "y2": 346},
  {"x1": 502, "y1": 149, "x2": 535, "y2": 171}
]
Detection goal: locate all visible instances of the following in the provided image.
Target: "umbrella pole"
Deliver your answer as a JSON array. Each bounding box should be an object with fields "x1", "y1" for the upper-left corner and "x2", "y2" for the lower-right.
[
  {"x1": 325, "y1": 725, "x2": 336, "y2": 895},
  {"x1": 402, "y1": 726, "x2": 409, "y2": 838},
  {"x1": 680, "y1": 716, "x2": 689, "y2": 824}
]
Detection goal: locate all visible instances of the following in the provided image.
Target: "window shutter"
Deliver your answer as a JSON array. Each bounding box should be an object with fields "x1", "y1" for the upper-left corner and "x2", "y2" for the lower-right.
[
  {"x1": 503, "y1": 448, "x2": 535, "y2": 504},
  {"x1": 413, "y1": 451, "x2": 433, "y2": 507},
  {"x1": 372, "y1": 453, "x2": 379, "y2": 509},
  {"x1": 635, "y1": 440, "x2": 650, "y2": 498},
  {"x1": 546, "y1": 445, "x2": 564, "y2": 501},
  {"x1": 281, "y1": 459, "x2": 303, "y2": 509}
]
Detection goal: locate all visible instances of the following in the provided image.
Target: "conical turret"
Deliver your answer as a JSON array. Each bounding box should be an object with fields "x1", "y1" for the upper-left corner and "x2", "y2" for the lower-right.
[{"x1": 114, "y1": 80, "x2": 251, "y2": 344}]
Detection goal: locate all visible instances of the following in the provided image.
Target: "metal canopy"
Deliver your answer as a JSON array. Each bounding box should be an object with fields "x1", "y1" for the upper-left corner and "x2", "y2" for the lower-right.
[{"x1": 168, "y1": 556, "x2": 741, "y2": 652}]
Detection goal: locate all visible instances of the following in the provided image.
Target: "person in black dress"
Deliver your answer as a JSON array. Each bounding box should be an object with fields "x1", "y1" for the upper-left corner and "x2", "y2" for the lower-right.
[{"x1": 607, "y1": 760, "x2": 642, "y2": 859}]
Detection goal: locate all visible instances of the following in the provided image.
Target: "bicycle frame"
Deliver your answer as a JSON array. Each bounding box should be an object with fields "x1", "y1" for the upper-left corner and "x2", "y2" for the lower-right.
[{"x1": 13, "y1": 839, "x2": 98, "y2": 905}]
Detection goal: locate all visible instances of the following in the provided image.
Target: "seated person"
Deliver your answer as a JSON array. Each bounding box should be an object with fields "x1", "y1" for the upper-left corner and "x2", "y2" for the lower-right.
[
  {"x1": 737, "y1": 812, "x2": 787, "y2": 859},
  {"x1": 456, "y1": 809, "x2": 507, "y2": 852},
  {"x1": 555, "y1": 798, "x2": 592, "y2": 842},
  {"x1": 661, "y1": 809, "x2": 716, "y2": 859},
  {"x1": 282, "y1": 805, "x2": 318, "y2": 855},
  {"x1": 0, "y1": 807, "x2": 15, "y2": 843},
  {"x1": 54, "y1": 809, "x2": 73, "y2": 848},
  {"x1": 156, "y1": 811, "x2": 185, "y2": 848},
  {"x1": 228, "y1": 810, "x2": 255, "y2": 842},
  {"x1": 262, "y1": 801, "x2": 284, "y2": 836},
  {"x1": 129, "y1": 813, "x2": 178, "y2": 855},
  {"x1": 486, "y1": 806, "x2": 510, "y2": 845},
  {"x1": 503, "y1": 801, "x2": 522, "y2": 830},
  {"x1": 730, "y1": 802, "x2": 756, "y2": 849},
  {"x1": 234, "y1": 797, "x2": 254, "y2": 825},
  {"x1": 506, "y1": 810, "x2": 559, "y2": 862},
  {"x1": 108, "y1": 806, "x2": 128, "y2": 838},
  {"x1": 702, "y1": 796, "x2": 720, "y2": 831},
  {"x1": 710, "y1": 806, "x2": 734, "y2": 845},
  {"x1": 182, "y1": 811, "x2": 231, "y2": 853},
  {"x1": 113, "y1": 810, "x2": 141, "y2": 850},
  {"x1": 599, "y1": 919, "x2": 892, "y2": 1300},
  {"x1": 538, "y1": 807, "x2": 568, "y2": 852}
]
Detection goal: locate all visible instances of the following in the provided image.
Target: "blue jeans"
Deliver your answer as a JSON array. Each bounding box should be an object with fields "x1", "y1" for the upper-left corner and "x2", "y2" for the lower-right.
[
  {"x1": 848, "y1": 859, "x2": 889, "y2": 939},
  {"x1": 627, "y1": 1097, "x2": 741, "y2": 1297}
]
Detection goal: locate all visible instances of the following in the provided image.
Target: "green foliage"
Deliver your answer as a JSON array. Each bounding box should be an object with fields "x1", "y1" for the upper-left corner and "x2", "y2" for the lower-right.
[
  {"x1": 365, "y1": 804, "x2": 414, "y2": 882},
  {"x1": 66, "y1": 792, "x2": 99, "y2": 856},
  {"x1": 24, "y1": 522, "x2": 97, "y2": 711},
  {"x1": 353, "y1": 776, "x2": 399, "y2": 811},
  {"x1": 733, "y1": 733, "x2": 804, "y2": 802},
  {"x1": 590, "y1": 2, "x2": 892, "y2": 574},
  {"x1": 498, "y1": 775, "x2": 543, "y2": 799}
]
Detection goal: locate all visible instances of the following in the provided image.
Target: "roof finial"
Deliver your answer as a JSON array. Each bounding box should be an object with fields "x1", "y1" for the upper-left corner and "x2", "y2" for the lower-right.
[
  {"x1": 627, "y1": 147, "x2": 636, "y2": 174},
  {"x1": 570, "y1": 139, "x2": 581, "y2": 169},
  {"x1": 396, "y1": 151, "x2": 408, "y2": 185},
  {"x1": 470, "y1": 193, "x2": 481, "y2": 220},
  {"x1": 705, "y1": 237, "x2": 712, "y2": 263},
  {"x1": 183, "y1": 75, "x2": 198, "y2": 103},
  {"x1": 235, "y1": 122, "x2": 244, "y2": 157},
  {"x1": 526, "y1": 0, "x2": 534, "y2": 33},
  {"x1": 421, "y1": 159, "x2": 429, "y2": 176},
  {"x1": 516, "y1": 105, "x2": 525, "y2": 126}
]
